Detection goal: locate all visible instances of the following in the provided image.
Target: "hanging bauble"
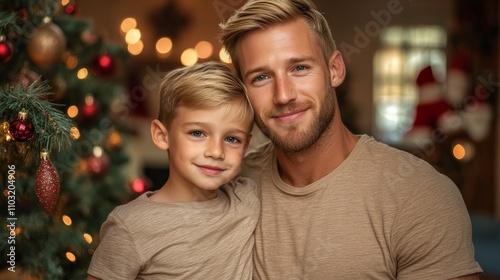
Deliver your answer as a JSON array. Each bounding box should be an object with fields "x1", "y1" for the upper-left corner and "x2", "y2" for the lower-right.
[
  {"x1": 27, "y1": 17, "x2": 66, "y2": 68},
  {"x1": 87, "y1": 146, "x2": 109, "y2": 177},
  {"x1": 79, "y1": 94, "x2": 100, "y2": 121},
  {"x1": 64, "y1": 3, "x2": 77, "y2": 15},
  {"x1": 0, "y1": 37, "x2": 14, "y2": 63},
  {"x1": 16, "y1": 69, "x2": 40, "y2": 89},
  {"x1": 91, "y1": 53, "x2": 115, "y2": 76},
  {"x1": 9, "y1": 109, "x2": 35, "y2": 142},
  {"x1": 35, "y1": 150, "x2": 60, "y2": 216}
]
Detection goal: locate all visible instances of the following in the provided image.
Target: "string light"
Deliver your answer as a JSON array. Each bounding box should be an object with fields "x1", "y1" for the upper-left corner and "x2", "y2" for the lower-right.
[
  {"x1": 180, "y1": 48, "x2": 198, "y2": 66},
  {"x1": 66, "y1": 252, "x2": 76, "y2": 262},
  {"x1": 83, "y1": 233, "x2": 93, "y2": 244},
  {"x1": 120, "y1": 18, "x2": 137, "y2": 34},
  {"x1": 77, "y1": 68, "x2": 88, "y2": 79},
  {"x1": 70, "y1": 127, "x2": 80, "y2": 140},
  {"x1": 195, "y1": 41, "x2": 213, "y2": 59},
  {"x1": 62, "y1": 215, "x2": 72, "y2": 226},
  {"x1": 156, "y1": 37, "x2": 173, "y2": 56},
  {"x1": 67, "y1": 105, "x2": 78, "y2": 118},
  {"x1": 125, "y1": 28, "x2": 141, "y2": 45},
  {"x1": 128, "y1": 40, "x2": 143, "y2": 55}
]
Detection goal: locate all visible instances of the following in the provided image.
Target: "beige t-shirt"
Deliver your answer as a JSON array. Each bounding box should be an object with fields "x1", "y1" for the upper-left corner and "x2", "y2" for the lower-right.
[
  {"x1": 87, "y1": 177, "x2": 259, "y2": 280},
  {"x1": 241, "y1": 135, "x2": 482, "y2": 279}
]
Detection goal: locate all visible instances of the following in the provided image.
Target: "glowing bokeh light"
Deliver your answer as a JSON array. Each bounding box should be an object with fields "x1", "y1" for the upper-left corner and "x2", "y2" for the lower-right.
[
  {"x1": 180, "y1": 48, "x2": 198, "y2": 66},
  {"x1": 120, "y1": 18, "x2": 137, "y2": 34},
  {"x1": 195, "y1": 41, "x2": 213, "y2": 59},
  {"x1": 128, "y1": 40, "x2": 144, "y2": 56}
]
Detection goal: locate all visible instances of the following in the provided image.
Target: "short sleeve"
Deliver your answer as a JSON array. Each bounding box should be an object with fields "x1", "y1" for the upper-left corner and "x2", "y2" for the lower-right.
[
  {"x1": 393, "y1": 173, "x2": 482, "y2": 279},
  {"x1": 87, "y1": 212, "x2": 142, "y2": 280}
]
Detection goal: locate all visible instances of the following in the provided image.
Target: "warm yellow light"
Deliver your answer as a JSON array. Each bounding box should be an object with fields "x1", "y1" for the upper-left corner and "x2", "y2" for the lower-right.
[
  {"x1": 128, "y1": 40, "x2": 144, "y2": 56},
  {"x1": 67, "y1": 105, "x2": 78, "y2": 118},
  {"x1": 65, "y1": 55, "x2": 78, "y2": 69},
  {"x1": 3, "y1": 190, "x2": 7, "y2": 196},
  {"x1": 156, "y1": 37, "x2": 173, "y2": 55},
  {"x1": 66, "y1": 252, "x2": 76, "y2": 262},
  {"x1": 83, "y1": 233, "x2": 93, "y2": 244},
  {"x1": 61, "y1": 0, "x2": 70, "y2": 5},
  {"x1": 180, "y1": 48, "x2": 198, "y2": 66},
  {"x1": 70, "y1": 127, "x2": 80, "y2": 140},
  {"x1": 93, "y1": 146, "x2": 103, "y2": 157},
  {"x1": 195, "y1": 41, "x2": 213, "y2": 59},
  {"x1": 85, "y1": 94, "x2": 95, "y2": 105},
  {"x1": 120, "y1": 18, "x2": 137, "y2": 34},
  {"x1": 219, "y1": 47, "x2": 231, "y2": 64},
  {"x1": 77, "y1": 68, "x2": 88, "y2": 79},
  {"x1": 125, "y1": 28, "x2": 141, "y2": 45},
  {"x1": 15, "y1": 227, "x2": 21, "y2": 235},
  {"x1": 62, "y1": 215, "x2": 72, "y2": 226},
  {"x1": 452, "y1": 144, "x2": 465, "y2": 160}
]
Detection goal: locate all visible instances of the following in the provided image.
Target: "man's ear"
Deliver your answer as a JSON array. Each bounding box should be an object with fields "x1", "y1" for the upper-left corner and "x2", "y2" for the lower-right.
[
  {"x1": 150, "y1": 119, "x2": 169, "y2": 150},
  {"x1": 328, "y1": 50, "x2": 346, "y2": 87}
]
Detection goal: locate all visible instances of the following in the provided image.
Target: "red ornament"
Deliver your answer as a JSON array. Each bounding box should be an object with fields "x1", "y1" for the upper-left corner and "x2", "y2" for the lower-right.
[
  {"x1": 0, "y1": 39, "x2": 14, "y2": 63},
  {"x1": 9, "y1": 109, "x2": 35, "y2": 142},
  {"x1": 64, "y1": 4, "x2": 77, "y2": 15},
  {"x1": 87, "y1": 146, "x2": 109, "y2": 177},
  {"x1": 80, "y1": 95, "x2": 100, "y2": 121},
  {"x1": 35, "y1": 150, "x2": 60, "y2": 216},
  {"x1": 91, "y1": 54, "x2": 115, "y2": 76}
]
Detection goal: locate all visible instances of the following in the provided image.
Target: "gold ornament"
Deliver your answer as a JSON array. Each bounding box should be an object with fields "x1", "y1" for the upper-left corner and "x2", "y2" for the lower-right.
[{"x1": 27, "y1": 17, "x2": 66, "y2": 68}]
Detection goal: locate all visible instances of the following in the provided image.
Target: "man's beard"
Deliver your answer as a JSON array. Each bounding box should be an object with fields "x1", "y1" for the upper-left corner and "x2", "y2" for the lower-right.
[{"x1": 256, "y1": 87, "x2": 336, "y2": 153}]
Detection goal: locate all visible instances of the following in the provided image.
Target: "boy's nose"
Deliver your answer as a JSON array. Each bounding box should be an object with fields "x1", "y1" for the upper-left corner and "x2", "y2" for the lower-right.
[{"x1": 204, "y1": 139, "x2": 224, "y2": 160}]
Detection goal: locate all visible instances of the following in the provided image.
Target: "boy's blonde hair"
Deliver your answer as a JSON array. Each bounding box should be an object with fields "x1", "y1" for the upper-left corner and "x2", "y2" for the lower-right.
[
  {"x1": 158, "y1": 61, "x2": 253, "y2": 130},
  {"x1": 219, "y1": 0, "x2": 337, "y2": 79}
]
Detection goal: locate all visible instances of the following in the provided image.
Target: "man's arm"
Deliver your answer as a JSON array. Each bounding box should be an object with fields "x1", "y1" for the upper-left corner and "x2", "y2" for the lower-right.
[
  {"x1": 87, "y1": 275, "x2": 101, "y2": 280},
  {"x1": 451, "y1": 274, "x2": 480, "y2": 280}
]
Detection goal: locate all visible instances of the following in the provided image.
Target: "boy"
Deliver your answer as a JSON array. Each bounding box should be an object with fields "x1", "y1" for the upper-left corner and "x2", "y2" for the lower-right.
[{"x1": 87, "y1": 61, "x2": 259, "y2": 279}]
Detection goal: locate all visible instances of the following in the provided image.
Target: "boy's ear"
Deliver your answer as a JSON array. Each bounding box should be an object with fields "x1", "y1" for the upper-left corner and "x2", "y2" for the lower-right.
[{"x1": 150, "y1": 119, "x2": 169, "y2": 150}]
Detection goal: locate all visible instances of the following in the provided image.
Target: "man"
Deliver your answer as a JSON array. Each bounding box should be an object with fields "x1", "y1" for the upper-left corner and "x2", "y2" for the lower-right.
[{"x1": 220, "y1": 0, "x2": 483, "y2": 279}]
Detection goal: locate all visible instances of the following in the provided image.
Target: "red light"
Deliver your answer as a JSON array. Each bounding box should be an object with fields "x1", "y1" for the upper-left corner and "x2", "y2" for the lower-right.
[{"x1": 132, "y1": 178, "x2": 146, "y2": 193}]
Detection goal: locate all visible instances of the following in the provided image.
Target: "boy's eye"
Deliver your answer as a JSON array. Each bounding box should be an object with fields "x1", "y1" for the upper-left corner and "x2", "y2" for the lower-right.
[
  {"x1": 190, "y1": 131, "x2": 205, "y2": 137},
  {"x1": 225, "y1": 136, "x2": 240, "y2": 143}
]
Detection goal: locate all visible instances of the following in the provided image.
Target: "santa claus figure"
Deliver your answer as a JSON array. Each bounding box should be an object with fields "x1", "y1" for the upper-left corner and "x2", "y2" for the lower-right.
[{"x1": 405, "y1": 65, "x2": 460, "y2": 147}]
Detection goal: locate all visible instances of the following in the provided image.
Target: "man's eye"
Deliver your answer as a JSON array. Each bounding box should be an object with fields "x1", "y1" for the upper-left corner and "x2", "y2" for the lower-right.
[
  {"x1": 190, "y1": 131, "x2": 205, "y2": 137},
  {"x1": 254, "y1": 75, "x2": 267, "y2": 82},
  {"x1": 295, "y1": 65, "x2": 306, "y2": 71}
]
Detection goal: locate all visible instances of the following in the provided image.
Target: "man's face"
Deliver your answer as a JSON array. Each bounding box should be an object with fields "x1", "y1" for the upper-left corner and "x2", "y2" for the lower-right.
[{"x1": 238, "y1": 18, "x2": 335, "y2": 153}]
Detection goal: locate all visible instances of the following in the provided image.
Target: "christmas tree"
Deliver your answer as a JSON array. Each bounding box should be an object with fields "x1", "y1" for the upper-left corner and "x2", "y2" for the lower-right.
[{"x1": 0, "y1": 1, "x2": 134, "y2": 279}]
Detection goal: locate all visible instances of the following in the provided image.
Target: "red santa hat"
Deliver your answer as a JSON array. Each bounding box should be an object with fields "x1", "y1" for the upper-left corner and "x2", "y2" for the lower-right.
[{"x1": 416, "y1": 65, "x2": 436, "y2": 87}]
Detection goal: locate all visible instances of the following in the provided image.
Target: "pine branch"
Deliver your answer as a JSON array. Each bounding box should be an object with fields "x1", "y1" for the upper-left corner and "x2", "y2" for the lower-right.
[{"x1": 0, "y1": 81, "x2": 73, "y2": 162}]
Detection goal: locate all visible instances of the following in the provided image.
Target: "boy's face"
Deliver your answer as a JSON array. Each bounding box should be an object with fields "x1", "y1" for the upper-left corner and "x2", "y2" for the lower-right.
[{"x1": 166, "y1": 105, "x2": 251, "y2": 198}]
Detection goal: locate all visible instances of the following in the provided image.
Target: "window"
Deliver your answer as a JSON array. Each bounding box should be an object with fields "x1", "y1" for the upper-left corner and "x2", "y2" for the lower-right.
[{"x1": 373, "y1": 26, "x2": 446, "y2": 144}]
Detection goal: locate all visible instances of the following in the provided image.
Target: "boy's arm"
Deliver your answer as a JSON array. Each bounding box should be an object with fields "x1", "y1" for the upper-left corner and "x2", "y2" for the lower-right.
[{"x1": 87, "y1": 275, "x2": 101, "y2": 280}]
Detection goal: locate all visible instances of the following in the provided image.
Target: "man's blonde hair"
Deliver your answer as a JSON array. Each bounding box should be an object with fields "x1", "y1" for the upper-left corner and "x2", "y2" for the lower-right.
[
  {"x1": 158, "y1": 61, "x2": 253, "y2": 130},
  {"x1": 219, "y1": 0, "x2": 337, "y2": 78}
]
